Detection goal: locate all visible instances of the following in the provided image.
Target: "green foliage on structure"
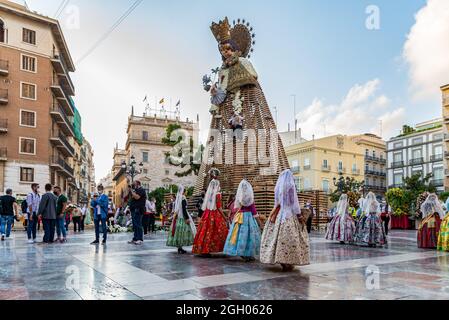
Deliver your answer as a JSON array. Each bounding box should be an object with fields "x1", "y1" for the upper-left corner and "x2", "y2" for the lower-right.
[
  {"x1": 162, "y1": 124, "x2": 204, "y2": 177},
  {"x1": 329, "y1": 176, "x2": 364, "y2": 205},
  {"x1": 72, "y1": 106, "x2": 83, "y2": 145},
  {"x1": 148, "y1": 185, "x2": 194, "y2": 214},
  {"x1": 386, "y1": 173, "x2": 437, "y2": 217},
  {"x1": 397, "y1": 124, "x2": 442, "y2": 138}
]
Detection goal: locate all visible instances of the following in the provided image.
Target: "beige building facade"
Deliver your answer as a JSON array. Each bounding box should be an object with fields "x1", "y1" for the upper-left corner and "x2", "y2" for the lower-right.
[
  {"x1": 111, "y1": 111, "x2": 199, "y2": 207},
  {"x1": 442, "y1": 84, "x2": 449, "y2": 190},
  {"x1": 350, "y1": 134, "x2": 387, "y2": 195},
  {"x1": 286, "y1": 135, "x2": 365, "y2": 193},
  {"x1": 0, "y1": 0, "x2": 77, "y2": 199}
]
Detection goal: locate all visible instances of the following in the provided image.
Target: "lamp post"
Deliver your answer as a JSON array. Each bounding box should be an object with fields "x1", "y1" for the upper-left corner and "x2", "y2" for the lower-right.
[{"x1": 121, "y1": 155, "x2": 144, "y2": 184}]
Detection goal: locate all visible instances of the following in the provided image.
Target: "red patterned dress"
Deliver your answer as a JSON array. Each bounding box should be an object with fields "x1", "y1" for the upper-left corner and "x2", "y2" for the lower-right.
[
  {"x1": 192, "y1": 194, "x2": 229, "y2": 254},
  {"x1": 417, "y1": 213, "x2": 442, "y2": 249}
]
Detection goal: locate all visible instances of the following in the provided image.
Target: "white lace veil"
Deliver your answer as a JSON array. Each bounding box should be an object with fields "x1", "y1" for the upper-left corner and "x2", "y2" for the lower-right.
[
  {"x1": 234, "y1": 179, "x2": 254, "y2": 210},
  {"x1": 421, "y1": 193, "x2": 445, "y2": 219},
  {"x1": 174, "y1": 185, "x2": 184, "y2": 215},
  {"x1": 362, "y1": 192, "x2": 380, "y2": 216},
  {"x1": 336, "y1": 194, "x2": 349, "y2": 216},
  {"x1": 202, "y1": 179, "x2": 221, "y2": 211},
  {"x1": 275, "y1": 169, "x2": 301, "y2": 223}
]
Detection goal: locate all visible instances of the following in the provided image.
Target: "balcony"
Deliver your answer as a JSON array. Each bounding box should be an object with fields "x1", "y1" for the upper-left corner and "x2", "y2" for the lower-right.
[
  {"x1": 390, "y1": 161, "x2": 404, "y2": 168},
  {"x1": 0, "y1": 88, "x2": 8, "y2": 104},
  {"x1": 0, "y1": 119, "x2": 7, "y2": 133},
  {"x1": 50, "y1": 84, "x2": 74, "y2": 116},
  {"x1": 431, "y1": 179, "x2": 444, "y2": 187},
  {"x1": 365, "y1": 155, "x2": 387, "y2": 164},
  {"x1": 303, "y1": 165, "x2": 311, "y2": 171},
  {"x1": 291, "y1": 166, "x2": 300, "y2": 174},
  {"x1": 352, "y1": 169, "x2": 361, "y2": 175},
  {"x1": 50, "y1": 129, "x2": 75, "y2": 157},
  {"x1": 430, "y1": 154, "x2": 443, "y2": 162},
  {"x1": 409, "y1": 158, "x2": 424, "y2": 166},
  {"x1": 365, "y1": 169, "x2": 386, "y2": 177},
  {"x1": 365, "y1": 185, "x2": 387, "y2": 192},
  {"x1": 322, "y1": 165, "x2": 331, "y2": 172},
  {"x1": 126, "y1": 133, "x2": 164, "y2": 148},
  {"x1": 50, "y1": 103, "x2": 74, "y2": 137},
  {"x1": 337, "y1": 167, "x2": 346, "y2": 174},
  {"x1": 0, "y1": 148, "x2": 6, "y2": 161},
  {"x1": 389, "y1": 184, "x2": 404, "y2": 189},
  {"x1": 51, "y1": 53, "x2": 75, "y2": 96},
  {"x1": 50, "y1": 156, "x2": 74, "y2": 177},
  {"x1": 0, "y1": 60, "x2": 8, "y2": 76}
]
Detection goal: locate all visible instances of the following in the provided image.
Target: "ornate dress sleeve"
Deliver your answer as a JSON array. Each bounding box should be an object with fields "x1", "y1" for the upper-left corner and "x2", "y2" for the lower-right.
[{"x1": 239, "y1": 58, "x2": 258, "y2": 79}]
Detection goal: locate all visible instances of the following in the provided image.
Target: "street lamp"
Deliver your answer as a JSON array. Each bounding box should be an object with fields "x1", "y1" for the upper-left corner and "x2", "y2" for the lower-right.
[{"x1": 121, "y1": 155, "x2": 144, "y2": 184}]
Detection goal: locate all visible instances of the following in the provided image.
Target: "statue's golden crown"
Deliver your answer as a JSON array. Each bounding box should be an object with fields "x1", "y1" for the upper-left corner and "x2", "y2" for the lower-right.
[{"x1": 210, "y1": 17, "x2": 231, "y2": 43}]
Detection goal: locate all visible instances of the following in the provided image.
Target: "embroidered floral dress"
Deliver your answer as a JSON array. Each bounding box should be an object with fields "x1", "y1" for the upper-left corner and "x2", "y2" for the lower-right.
[
  {"x1": 223, "y1": 203, "x2": 261, "y2": 258},
  {"x1": 325, "y1": 209, "x2": 356, "y2": 243},
  {"x1": 192, "y1": 194, "x2": 229, "y2": 254},
  {"x1": 418, "y1": 213, "x2": 442, "y2": 249},
  {"x1": 167, "y1": 198, "x2": 196, "y2": 248},
  {"x1": 260, "y1": 207, "x2": 310, "y2": 266},
  {"x1": 437, "y1": 213, "x2": 449, "y2": 251},
  {"x1": 355, "y1": 211, "x2": 387, "y2": 246}
]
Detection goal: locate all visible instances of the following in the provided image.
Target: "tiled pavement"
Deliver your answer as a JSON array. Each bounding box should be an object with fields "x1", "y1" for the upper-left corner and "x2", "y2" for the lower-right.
[{"x1": 0, "y1": 228, "x2": 449, "y2": 300}]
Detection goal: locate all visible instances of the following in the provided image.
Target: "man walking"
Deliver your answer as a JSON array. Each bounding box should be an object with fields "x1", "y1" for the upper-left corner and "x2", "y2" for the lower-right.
[
  {"x1": 26, "y1": 184, "x2": 41, "y2": 243},
  {"x1": 128, "y1": 180, "x2": 147, "y2": 245},
  {"x1": 0, "y1": 189, "x2": 19, "y2": 241},
  {"x1": 91, "y1": 185, "x2": 109, "y2": 245},
  {"x1": 38, "y1": 184, "x2": 57, "y2": 244},
  {"x1": 54, "y1": 186, "x2": 68, "y2": 243}
]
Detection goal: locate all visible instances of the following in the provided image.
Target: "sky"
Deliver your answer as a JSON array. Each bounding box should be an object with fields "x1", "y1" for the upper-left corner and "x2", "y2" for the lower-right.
[{"x1": 14, "y1": 0, "x2": 449, "y2": 182}]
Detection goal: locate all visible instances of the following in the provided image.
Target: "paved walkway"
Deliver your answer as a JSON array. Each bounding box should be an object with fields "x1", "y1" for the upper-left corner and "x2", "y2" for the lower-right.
[{"x1": 0, "y1": 229, "x2": 448, "y2": 300}]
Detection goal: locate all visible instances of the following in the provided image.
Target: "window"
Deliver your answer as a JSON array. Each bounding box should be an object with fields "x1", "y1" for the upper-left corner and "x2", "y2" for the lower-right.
[
  {"x1": 0, "y1": 19, "x2": 5, "y2": 43},
  {"x1": 21, "y1": 54, "x2": 36, "y2": 72},
  {"x1": 365, "y1": 149, "x2": 369, "y2": 156},
  {"x1": 393, "y1": 173, "x2": 403, "y2": 185},
  {"x1": 372, "y1": 150, "x2": 376, "y2": 157},
  {"x1": 412, "y1": 148, "x2": 422, "y2": 160},
  {"x1": 393, "y1": 152, "x2": 402, "y2": 162},
  {"x1": 19, "y1": 137, "x2": 36, "y2": 155},
  {"x1": 304, "y1": 178, "x2": 311, "y2": 190},
  {"x1": 323, "y1": 159, "x2": 328, "y2": 168},
  {"x1": 292, "y1": 160, "x2": 299, "y2": 168},
  {"x1": 433, "y1": 167, "x2": 444, "y2": 180},
  {"x1": 142, "y1": 131, "x2": 149, "y2": 141},
  {"x1": 433, "y1": 133, "x2": 443, "y2": 140},
  {"x1": 294, "y1": 177, "x2": 300, "y2": 191},
  {"x1": 304, "y1": 158, "x2": 310, "y2": 167},
  {"x1": 338, "y1": 161, "x2": 343, "y2": 171},
  {"x1": 412, "y1": 137, "x2": 423, "y2": 145},
  {"x1": 352, "y1": 163, "x2": 357, "y2": 172},
  {"x1": 21, "y1": 82, "x2": 36, "y2": 100},
  {"x1": 20, "y1": 167, "x2": 34, "y2": 182},
  {"x1": 322, "y1": 180, "x2": 329, "y2": 193},
  {"x1": 22, "y1": 28, "x2": 36, "y2": 45},
  {"x1": 142, "y1": 151, "x2": 149, "y2": 163},
  {"x1": 20, "y1": 110, "x2": 36, "y2": 127},
  {"x1": 434, "y1": 145, "x2": 443, "y2": 157},
  {"x1": 393, "y1": 142, "x2": 403, "y2": 149}
]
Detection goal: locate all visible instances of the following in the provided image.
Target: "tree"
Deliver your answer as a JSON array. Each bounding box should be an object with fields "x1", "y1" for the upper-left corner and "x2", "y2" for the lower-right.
[
  {"x1": 148, "y1": 184, "x2": 194, "y2": 214},
  {"x1": 162, "y1": 124, "x2": 204, "y2": 177},
  {"x1": 330, "y1": 175, "x2": 364, "y2": 205}
]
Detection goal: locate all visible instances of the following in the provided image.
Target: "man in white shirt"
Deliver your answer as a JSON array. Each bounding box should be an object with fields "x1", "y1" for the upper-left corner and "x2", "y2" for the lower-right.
[
  {"x1": 143, "y1": 198, "x2": 156, "y2": 235},
  {"x1": 26, "y1": 183, "x2": 41, "y2": 243}
]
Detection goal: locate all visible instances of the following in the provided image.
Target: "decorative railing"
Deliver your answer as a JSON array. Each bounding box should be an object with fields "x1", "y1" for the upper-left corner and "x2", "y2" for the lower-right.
[
  {"x1": 409, "y1": 158, "x2": 424, "y2": 166},
  {"x1": 50, "y1": 156, "x2": 74, "y2": 176}
]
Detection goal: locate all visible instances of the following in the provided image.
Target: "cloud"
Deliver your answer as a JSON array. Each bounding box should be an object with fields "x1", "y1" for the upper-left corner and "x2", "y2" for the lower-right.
[
  {"x1": 403, "y1": 0, "x2": 449, "y2": 100},
  {"x1": 297, "y1": 79, "x2": 405, "y2": 140}
]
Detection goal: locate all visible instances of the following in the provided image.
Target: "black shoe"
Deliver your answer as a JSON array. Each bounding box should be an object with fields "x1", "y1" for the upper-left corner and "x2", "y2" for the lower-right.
[
  {"x1": 91, "y1": 240, "x2": 99, "y2": 245},
  {"x1": 102, "y1": 240, "x2": 106, "y2": 245}
]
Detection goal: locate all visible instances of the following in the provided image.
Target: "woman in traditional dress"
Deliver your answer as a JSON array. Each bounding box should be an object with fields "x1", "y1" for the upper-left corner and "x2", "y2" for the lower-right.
[
  {"x1": 260, "y1": 170, "x2": 310, "y2": 272},
  {"x1": 438, "y1": 197, "x2": 449, "y2": 251},
  {"x1": 224, "y1": 180, "x2": 261, "y2": 262},
  {"x1": 354, "y1": 192, "x2": 387, "y2": 247},
  {"x1": 418, "y1": 193, "x2": 444, "y2": 249},
  {"x1": 325, "y1": 194, "x2": 356, "y2": 244},
  {"x1": 167, "y1": 186, "x2": 197, "y2": 254},
  {"x1": 192, "y1": 177, "x2": 229, "y2": 256}
]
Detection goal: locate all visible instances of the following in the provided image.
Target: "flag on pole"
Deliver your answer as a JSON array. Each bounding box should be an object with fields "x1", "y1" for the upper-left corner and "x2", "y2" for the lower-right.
[
  {"x1": 159, "y1": 98, "x2": 165, "y2": 105},
  {"x1": 176, "y1": 100, "x2": 181, "y2": 107},
  {"x1": 143, "y1": 95, "x2": 148, "y2": 102}
]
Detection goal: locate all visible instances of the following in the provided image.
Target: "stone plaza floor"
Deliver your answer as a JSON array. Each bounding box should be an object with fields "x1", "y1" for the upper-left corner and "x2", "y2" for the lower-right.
[{"x1": 1, "y1": 228, "x2": 449, "y2": 300}]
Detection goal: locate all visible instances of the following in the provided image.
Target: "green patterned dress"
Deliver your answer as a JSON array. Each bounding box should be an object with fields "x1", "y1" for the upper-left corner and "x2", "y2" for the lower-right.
[{"x1": 167, "y1": 199, "x2": 195, "y2": 247}]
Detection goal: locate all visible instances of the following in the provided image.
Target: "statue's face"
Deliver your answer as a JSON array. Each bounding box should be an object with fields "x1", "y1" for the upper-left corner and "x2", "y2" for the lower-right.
[{"x1": 220, "y1": 43, "x2": 234, "y2": 59}]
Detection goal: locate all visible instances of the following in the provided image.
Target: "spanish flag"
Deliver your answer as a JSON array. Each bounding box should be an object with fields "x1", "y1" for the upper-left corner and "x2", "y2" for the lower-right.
[{"x1": 159, "y1": 98, "x2": 165, "y2": 105}]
